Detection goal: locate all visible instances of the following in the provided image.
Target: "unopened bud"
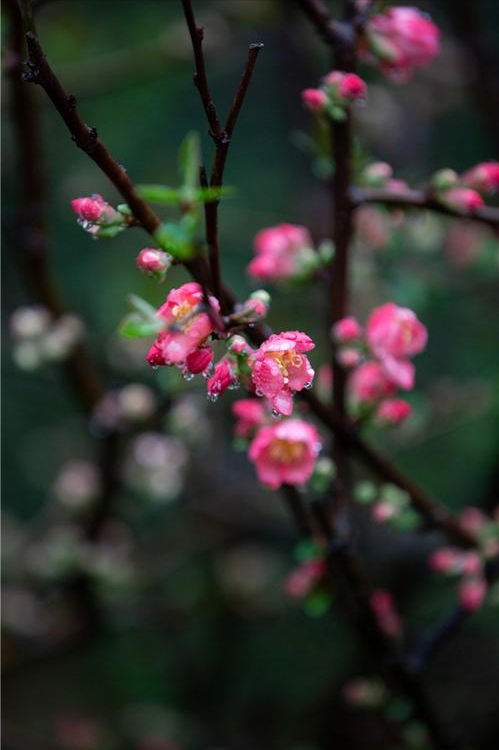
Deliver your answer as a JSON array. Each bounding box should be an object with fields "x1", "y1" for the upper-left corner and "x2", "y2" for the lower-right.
[{"x1": 136, "y1": 248, "x2": 172, "y2": 280}]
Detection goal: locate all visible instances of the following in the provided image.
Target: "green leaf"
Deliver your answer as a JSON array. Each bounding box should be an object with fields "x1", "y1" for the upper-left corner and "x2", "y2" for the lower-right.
[
  {"x1": 136, "y1": 185, "x2": 182, "y2": 204},
  {"x1": 154, "y1": 221, "x2": 197, "y2": 261},
  {"x1": 119, "y1": 313, "x2": 163, "y2": 339},
  {"x1": 179, "y1": 131, "x2": 201, "y2": 191},
  {"x1": 127, "y1": 293, "x2": 158, "y2": 320},
  {"x1": 195, "y1": 185, "x2": 234, "y2": 202}
]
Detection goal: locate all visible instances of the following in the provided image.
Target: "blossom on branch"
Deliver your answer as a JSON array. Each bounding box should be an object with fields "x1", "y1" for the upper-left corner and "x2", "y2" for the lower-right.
[
  {"x1": 462, "y1": 162, "x2": 499, "y2": 195},
  {"x1": 232, "y1": 399, "x2": 267, "y2": 439},
  {"x1": 247, "y1": 223, "x2": 320, "y2": 283},
  {"x1": 250, "y1": 331, "x2": 315, "y2": 416},
  {"x1": 248, "y1": 419, "x2": 321, "y2": 489}
]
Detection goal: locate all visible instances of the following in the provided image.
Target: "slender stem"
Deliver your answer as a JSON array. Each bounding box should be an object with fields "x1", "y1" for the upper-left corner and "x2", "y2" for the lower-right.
[{"x1": 352, "y1": 186, "x2": 499, "y2": 230}]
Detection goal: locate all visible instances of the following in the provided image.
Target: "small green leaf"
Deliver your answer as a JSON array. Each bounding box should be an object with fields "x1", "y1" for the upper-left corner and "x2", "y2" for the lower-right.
[
  {"x1": 154, "y1": 221, "x2": 197, "y2": 261},
  {"x1": 304, "y1": 590, "x2": 332, "y2": 617},
  {"x1": 127, "y1": 293, "x2": 158, "y2": 320},
  {"x1": 119, "y1": 313, "x2": 163, "y2": 339},
  {"x1": 136, "y1": 185, "x2": 182, "y2": 204},
  {"x1": 179, "y1": 131, "x2": 201, "y2": 191},
  {"x1": 195, "y1": 186, "x2": 234, "y2": 202}
]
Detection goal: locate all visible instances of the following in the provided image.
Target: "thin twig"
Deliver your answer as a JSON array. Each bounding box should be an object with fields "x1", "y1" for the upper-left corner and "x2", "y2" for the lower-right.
[{"x1": 351, "y1": 186, "x2": 499, "y2": 231}]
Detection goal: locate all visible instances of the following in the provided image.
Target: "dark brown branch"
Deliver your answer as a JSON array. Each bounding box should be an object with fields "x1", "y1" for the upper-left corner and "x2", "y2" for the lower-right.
[
  {"x1": 22, "y1": 24, "x2": 476, "y2": 552},
  {"x1": 295, "y1": 0, "x2": 348, "y2": 48},
  {"x1": 351, "y1": 186, "x2": 499, "y2": 231}
]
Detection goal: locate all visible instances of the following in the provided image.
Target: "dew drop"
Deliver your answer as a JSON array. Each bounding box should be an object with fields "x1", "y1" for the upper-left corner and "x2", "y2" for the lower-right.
[
  {"x1": 151, "y1": 365, "x2": 159, "y2": 371},
  {"x1": 303, "y1": 382, "x2": 313, "y2": 390},
  {"x1": 271, "y1": 409, "x2": 282, "y2": 420},
  {"x1": 183, "y1": 371, "x2": 194, "y2": 382},
  {"x1": 207, "y1": 393, "x2": 219, "y2": 403},
  {"x1": 228, "y1": 379, "x2": 240, "y2": 391},
  {"x1": 255, "y1": 389, "x2": 263, "y2": 397}
]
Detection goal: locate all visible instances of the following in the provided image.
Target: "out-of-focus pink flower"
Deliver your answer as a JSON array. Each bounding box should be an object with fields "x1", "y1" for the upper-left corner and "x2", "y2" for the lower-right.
[
  {"x1": 324, "y1": 71, "x2": 367, "y2": 101},
  {"x1": 301, "y1": 88, "x2": 328, "y2": 111},
  {"x1": 376, "y1": 398, "x2": 412, "y2": 425},
  {"x1": 207, "y1": 359, "x2": 237, "y2": 400},
  {"x1": 355, "y1": 206, "x2": 391, "y2": 251},
  {"x1": 386, "y1": 178, "x2": 409, "y2": 194},
  {"x1": 338, "y1": 348, "x2": 362, "y2": 369},
  {"x1": 185, "y1": 345, "x2": 213, "y2": 375},
  {"x1": 251, "y1": 331, "x2": 315, "y2": 416},
  {"x1": 458, "y1": 577, "x2": 487, "y2": 612},
  {"x1": 71, "y1": 194, "x2": 121, "y2": 224},
  {"x1": 349, "y1": 361, "x2": 396, "y2": 404},
  {"x1": 372, "y1": 500, "x2": 398, "y2": 523},
  {"x1": 146, "y1": 282, "x2": 219, "y2": 367},
  {"x1": 362, "y1": 162, "x2": 393, "y2": 187},
  {"x1": 460, "y1": 552, "x2": 483, "y2": 576},
  {"x1": 248, "y1": 419, "x2": 321, "y2": 489},
  {"x1": 247, "y1": 223, "x2": 314, "y2": 282},
  {"x1": 232, "y1": 398, "x2": 267, "y2": 438},
  {"x1": 444, "y1": 222, "x2": 486, "y2": 267},
  {"x1": 370, "y1": 589, "x2": 403, "y2": 637},
  {"x1": 333, "y1": 316, "x2": 362, "y2": 343},
  {"x1": 136, "y1": 248, "x2": 171, "y2": 278},
  {"x1": 439, "y1": 187, "x2": 484, "y2": 214},
  {"x1": 232, "y1": 292, "x2": 269, "y2": 325},
  {"x1": 366, "y1": 303, "x2": 427, "y2": 390},
  {"x1": 366, "y1": 7, "x2": 440, "y2": 81},
  {"x1": 462, "y1": 162, "x2": 499, "y2": 194},
  {"x1": 284, "y1": 559, "x2": 326, "y2": 598},
  {"x1": 459, "y1": 506, "x2": 487, "y2": 534},
  {"x1": 429, "y1": 547, "x2": 461, "y2": 574}
]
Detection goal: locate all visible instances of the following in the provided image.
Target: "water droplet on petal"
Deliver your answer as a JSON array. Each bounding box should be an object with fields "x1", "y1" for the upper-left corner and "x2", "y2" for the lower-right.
[
  {"x1": 228, "y1": 379, "x2": 240, "y2": 391},
  {"x1": 183, "y1": 371, "x2": 194, "y2": 382},
  {"x1": 255, "y1": 389, "x2": 263, "y2": 397},
  {"x1": 151, "y1": 365, "x2": 159, "y2": 371},
  {"x1": 303, "y1": 382, "x2": 313, "y2": 390},
  {"x1": 207, "y1": 393, "x2": 219, "y2": 403},
  {"x1": 271, "y1": 409, "x2": 282, "y2": 420}
]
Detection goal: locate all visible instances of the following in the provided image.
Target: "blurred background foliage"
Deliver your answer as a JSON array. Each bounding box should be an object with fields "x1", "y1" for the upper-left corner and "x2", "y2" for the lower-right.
[{"x1": 2, "y1": 1, "x2": 499, "y2": 748}]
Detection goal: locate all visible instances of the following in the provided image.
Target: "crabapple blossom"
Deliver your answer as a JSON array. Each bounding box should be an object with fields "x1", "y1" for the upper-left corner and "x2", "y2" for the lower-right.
[
  {"x1": 247, "y1": 223, "x2": 317, "y2": 283},
  {"x1": 207, "y1": 359, "x2": 237, "y2": 400},
  {"x1": 366, "y1": 303, "x2": 428, "y2": 390},
  {"x1": 370, "y1": 589, "x2": 403, "y2": 637},
  {"x1": 332, "y1": 316, "x2": 362, "y2": 343},
  {"x1": 146, "y1": 282, "x2": 219, "y2": 367},
  {"x1": 301, "y1": 88, "x2": 328, "y2": 112},
  {"x1": 232, "y1": 399, "x2": 267, "y2": 439},
  {"x1": 250, "y1": 331, "x2": 315, "y2": 416},
  {"x1": 231, "y1": 291, "x2": 270, "y2": 325},
  {"x1": 429, "y1": 547, "x2": 462, "y2": 574},
  {"x1": 438, "y1": 187, "x2": 484, "y2": 214},
  {"x1": 362, "y1": 161, "x2": 393, "y2": 187},
  {"x1": 185, "y1": 345, "x2": 213, "y2": 375},
  {"x1": 324, "y1": 71, "x2": 367, "y2": 102},
  {"x1": 462, "y1": 162, "x2": 499, "y2": 194},
  {"x1": 458, "y1": 577, "x2": 487, "y2": 612},
  {"x1": 136, "y1": 248, "x2": 172, "y2": 280},
  {"x1": 248, "y1": 419, "x2": 321, "y2": 489},
  {"x1": 365, "y1": 7, "x2": 440, "y2": 81},
  {"x1": 71, "y1": 194, "x2": 125, "y2": 237},
  {"x1": 284, "y1": 559, "x2": 326, "y2": 598},
  {"x1": 337, "y1": 348, "x2": 362, "y2": 369},
  {"x1": 349, "y1": 361, "x2": 396, "y2": 404},
  {"x1": 376, "y1": 398, "x2": 412, "y2": 425}
]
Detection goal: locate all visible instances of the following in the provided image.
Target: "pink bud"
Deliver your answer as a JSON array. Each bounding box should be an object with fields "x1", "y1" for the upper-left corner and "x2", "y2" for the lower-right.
[
  {"x1": 338, "y1": 73, "x2": 367, "y2": 101},
  {"x1": 207, "y1": 359, "x2": 237, "y2": 399},
  {"x1": 362, "y1": 161, "x2": 393, "y2": 187},
  {"x1": 338, "y1": 348, "x2": 362, "y2": 368},
  {"x1": 376, "y1": 398, "x2": 412, "y2": 426},
  {"x1": 459, "y1": 506, "x2": 486, "y2": 534},
  {"x1": 71, "y1": 194, "x2": 120, "y2": 224},
  {"x1": 429, "y1": 547, "x2": 460, "y2": 574},
  {"x1": 458, "y1": 577, "x2": 487, "y2": 612},
  {"x1": 136, "y1": 248, "x2": 171, "y2": 278},
  {"x1": 333, "y1": 316, "x2": 362, "y2": 343},
  {"x1": 370, "y1": 589, "x2": 403, "y2": 637},
  {"x1": 460, "y1": 552, "x2": 483, "y2": 576},
  {"x1": 462, "y1": 162, "x2": 499, "y2": 194},
  {"x1": 186, "y1": 345, "x2": 213, "y2": 375},
  {"x1": 301, "y1": 88, "x2": 328, "y2": 112},
  {"x1": 440, "y1": 187, "x2": 484, "y2": 214},
  {"x1": 372, "y1": 500, "x2": 397, "y2": 523}
]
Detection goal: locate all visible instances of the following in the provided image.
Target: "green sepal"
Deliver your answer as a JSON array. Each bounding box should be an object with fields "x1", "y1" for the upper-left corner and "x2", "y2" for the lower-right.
[{"x1": 119, "y1": 294, "x2": 163, "y2": 339}]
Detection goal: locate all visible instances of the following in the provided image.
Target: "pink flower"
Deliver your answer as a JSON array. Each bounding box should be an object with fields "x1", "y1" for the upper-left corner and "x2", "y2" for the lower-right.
[
  {"x1": 146, "y1": 282, "x2": 219, "y2": 366},
  {"x1": 355, "y1": 206, "x2": 391, "y2": 251},
  {"x1": 366, "y1": 7, "x2": 440, "y2": 81},
  {"x1": 333, "y1": 316, "x2": 362, "y2": 343},
  {"x1": 460, "y1": 552, "x2": 483, "y2": 577},
  {"x1": 185, "y1": 345, "x2": 213, "y2": 374},
  {"x1": 247, "y1": 224, "x2": 313, "y2": 282},
  {"x1": 376, "y1": 398, "x2": 412, "y2": 425},
  {"x1": 71, "y1": 194, "x2": 121, "y2": 224},
  {"x1": 284, "y1": 559, "x2": 326, "y2": 598},
  {"x1": 323, "y1": 71, "x2": 367, "y2": 102},
  {"x1": 462, "y1": 162, "x2": 499, "y2": 194},
  {"x1": 459, "y1": 506, "x2": 486, "y2": 534},
  {"x1": 372, "y1": 501, "x2": 398, "y2": 523},
  {"x1": 251, "y1": 331, "x2": 315, "y2": 415},
  {"x1": 232, "y1": 398, "x2": 267, "y2": 438},
  {"x1": 207, "y1": 359, "x2": 237, "y2": 400},
  {"x1": 248, "y1": 418, "x2": 321, "y2": 489},
  {"x1": 338, "y1": 348, "x2": 362, "y2": 369},
  {"x1": 301, "y1": 88, "x2": 328, "y2": 111},
  {"x1": 349, "y1": 361, "x2": 396, "y2": 404},
  {"x1": 458, "y1": 577, "x2": 487, "y2": 612},
  {"x1": 136, "y1": 248, "x2": 171, "y2": 278},
  {"x1": 366, "y1": 303, "x2": 427, "y2": 390},
  {"x1": 429, "y1": 547, "x2": 461, "y2": 574},
  {"x1": 370, "y1": 589, "x2": 403, "y2": 637},
  {"x1": 440, "y1": 187, "x2": 484, "y2": 214}
]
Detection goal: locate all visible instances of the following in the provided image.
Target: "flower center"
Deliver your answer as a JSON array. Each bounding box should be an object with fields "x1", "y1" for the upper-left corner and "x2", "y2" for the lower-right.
[
  {"x1": 268, "y1": 350, "x2": 303, "y2": 377},
  {"x1": 269, "y1": 438, "x2": 307, "y2": 464}
]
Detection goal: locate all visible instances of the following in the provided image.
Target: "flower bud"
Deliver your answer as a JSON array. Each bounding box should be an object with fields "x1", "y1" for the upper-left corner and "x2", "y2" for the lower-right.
[
  {"x1": 462, "y1": 162, "x2": 499, "y2": 194},
  {"x1": 439, "y1": 187, "x2": 484, "y2": 214},
  {"x1": 301, "y1": 88, "x2": 328, "y2": 112},
  {"x1": 431, "y1": 169, "x2": 459, "y2": 191},
  {"x1": 136, "y1": 248, "x2": 172, "y2": 280},
  {"x1": 332, "y1": 316, "x2": 362, "y2": 343},
  {"x1": 185, "y1": 345, "x2": 214, "y2": 375},
  {"x1": 207, "y1": 359, "x2": 237, "y2": 400},
  {"x1": 362, "y1": 162, "x2": 393, "y2": 187},
  {"x1": 458, "y1": 576, "x2": 487, "y2": 612},
  {"x1": 376, "y1": 398, "x2": 412, "y2": 425},
  {"x1": 429, "y1": 547, "x2": 461, "y2": 574}
]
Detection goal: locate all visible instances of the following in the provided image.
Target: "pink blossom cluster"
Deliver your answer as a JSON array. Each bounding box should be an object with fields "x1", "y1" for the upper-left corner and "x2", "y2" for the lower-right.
[
  {"x1": 431, "y1": 162, "x2": 499, "y2": 214},
  {"x1": 364, "y1": 6, "x2": 440, "y2": 82},
  {"x1": 284, "y1": 558, "x2": 326, "y2": 598},
  {"x1": 370, "y1": 589, "x2": 403, "y2": 637},
  {"x1": 247, "y1": 223, "x2": 319, "y2": 283},
  {"x1": 332, "y1": 302, "x2": 427, "y2": 423},
  {"x1": 302, "y1": 70, "x2": 367, "y2": 120}
]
